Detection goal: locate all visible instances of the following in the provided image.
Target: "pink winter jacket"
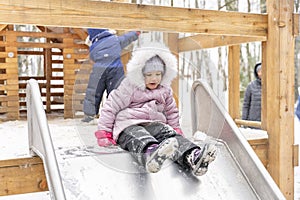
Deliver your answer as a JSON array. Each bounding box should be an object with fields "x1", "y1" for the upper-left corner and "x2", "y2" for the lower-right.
[
  {"x1": 98, "y1": 42, "x2": 180, "y2": 141},
  {"x1": 97, "y1": 78, "x2": 180, "y2": 140}
]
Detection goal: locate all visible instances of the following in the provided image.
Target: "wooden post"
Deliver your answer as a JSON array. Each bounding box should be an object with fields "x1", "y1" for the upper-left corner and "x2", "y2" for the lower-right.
[
  {"x1": 5, "y1": 32, "x2": 19, "y2": 120},
  {"x1": 44, "y1": 37, "x2": 52, "y2": 113},
  {"x1": 228, "y1": 45, "x2": 240, "y2": 121},
  {"x1": 266, "y1": 0, "x2": 295, "y2": 199},
  {"x1": 63, "y1": 37, "x2": 75, "y2": 118},
  {"x1": 261, "y1": 41, "x2": 267, "y2": 130}
]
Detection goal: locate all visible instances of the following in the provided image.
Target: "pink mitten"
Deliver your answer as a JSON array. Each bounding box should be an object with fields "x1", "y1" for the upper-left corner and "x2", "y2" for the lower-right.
[
  {"x1": 174, "y1": 128, "x2": 184, "y2": 135},
  {"x1": 95, "y1": 130, "x2": 116, "y2": 147}
]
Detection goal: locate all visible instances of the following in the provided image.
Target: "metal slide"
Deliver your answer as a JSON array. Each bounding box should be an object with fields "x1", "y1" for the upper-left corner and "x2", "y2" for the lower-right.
[{"x1": 26, "y1": 79, "x2": 285, "y2": 200}]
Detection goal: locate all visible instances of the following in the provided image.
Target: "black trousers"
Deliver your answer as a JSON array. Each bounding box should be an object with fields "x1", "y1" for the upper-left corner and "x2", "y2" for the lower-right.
[{"x1": 117, "y1": 122, "x2": 199, "y2": 168}]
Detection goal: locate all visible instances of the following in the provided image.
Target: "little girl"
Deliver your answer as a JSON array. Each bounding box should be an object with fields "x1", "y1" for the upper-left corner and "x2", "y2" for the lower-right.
[{"x1": 95, "y1": 43, "x2": 216, "y2": 176}]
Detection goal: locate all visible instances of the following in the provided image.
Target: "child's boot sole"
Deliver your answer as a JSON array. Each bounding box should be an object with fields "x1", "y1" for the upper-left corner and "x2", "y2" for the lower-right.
[
  {"x1": 193, "y1": 143, "x2": 217, "y2": 176},
  {"x1": 146, "y1": 137, "x2": 178, "y2": 173}
]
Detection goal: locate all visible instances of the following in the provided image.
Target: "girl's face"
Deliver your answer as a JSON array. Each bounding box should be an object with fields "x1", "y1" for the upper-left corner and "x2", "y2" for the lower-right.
[{"x1": 144, "y1": 71, "x2": 163, "y2": 90}]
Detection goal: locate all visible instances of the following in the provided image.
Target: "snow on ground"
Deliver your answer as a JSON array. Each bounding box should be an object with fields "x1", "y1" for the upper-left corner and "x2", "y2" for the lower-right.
[{"x1": 0, "y1": 116, "x2": 299, "y2": 199}]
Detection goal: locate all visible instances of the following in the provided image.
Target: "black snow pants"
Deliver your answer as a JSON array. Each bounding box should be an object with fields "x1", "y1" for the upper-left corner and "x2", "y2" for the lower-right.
[{"x1": 117, "y1": 122, "x2": 199, "y2": 168}]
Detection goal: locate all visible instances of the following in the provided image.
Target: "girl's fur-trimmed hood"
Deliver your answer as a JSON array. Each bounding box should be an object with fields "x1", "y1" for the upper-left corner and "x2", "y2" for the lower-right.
[{"x1": 126, "y1": 42, "x2": 178, "y2": 89}]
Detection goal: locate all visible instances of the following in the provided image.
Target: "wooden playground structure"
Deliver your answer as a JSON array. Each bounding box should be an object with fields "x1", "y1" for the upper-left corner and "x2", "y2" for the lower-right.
[{"x1": 0, "y1": 0, "x2": 299, "y2": 199}]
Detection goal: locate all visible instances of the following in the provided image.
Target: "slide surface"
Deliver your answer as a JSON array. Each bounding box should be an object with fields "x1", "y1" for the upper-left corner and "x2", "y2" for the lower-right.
[{"x1": 26, "y1": 79, "x2": 285, "y2": 200}]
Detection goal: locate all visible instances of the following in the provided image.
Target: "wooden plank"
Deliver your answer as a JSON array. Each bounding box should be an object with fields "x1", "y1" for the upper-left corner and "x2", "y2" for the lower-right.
[
  {"x1": 7, "y1": 101, "x2": 19, "y2": 107},
  {"x1": 3, "y1": 32, "x2": 19, "y2": 120},
  {"x1": 63, "y1": 59, "x2": 75, "y2": 65},
  {"x1": 0, "y1": 84, "x2": 19, "y2": 91},
  {"x1": 6, "y1": 90, "x2": 19, "y2": 96},
  {"x1": 5, "y1": 68, "x2": 18, "y2": 74},
  {"x1": 0, "y1": 107, "x2": 7, "y2": 113},
  {"x1": 18, "y1": 50, "x2": 44, "y2": 56},
  {"x1": 228, "y1": 45, "x2": 240, "y2": 121},
  {"x1": 0, "y1": 157, "x2": 48, "y2": 196},
  {"x1": 242, "y1": 129, "x2": 268, "y2": 167},
  {"x1": 261, "y1": 42, "x2": 267, "y2": 130},
  {"x1": 0, "y1": 30, "x2": 80, "y2": 39},
  {"x1": 0, "y1": 0, "x2": 267, "y2": 37},
  {"x1": 16, "y1": 42, "x2": 86, "y2": 49},
  {"x1": 71, "y1": 53, "x2": 89, "y2": 60},
  {"x1": 178, "y1": 35, "x2": 266, "y2": 52},
  {"x1": 72, "y1": 28, "x2": 88, "y2": 41},
  {"x1": 294, "y1": 144, "x2": 299, "y2": 167},
  {"x1": 66, "y1": 84, "x2": 86, "y2": 91},
  {"x1": 0, "y1": 63, "x2": 13, "y2": 69},
  {"x1": 0, "y1": 52, "x2": 7, "y2": 57},
  {"x1": 1, "y1": 106, "x2": 21, "y2": 112},
  {"x1": 249, "y1": 141, "x2": 268, "y2": 167},
  {"x1": 235, "y1": 119, "x2": 261, "y2": 129},
  {"x1": 266, "y1": 0, "x2": 295, "y2": 199},
  {"x1": 63, "y1": 37, "x2": 76, "y2": 118},
  {"x1": 45, "y1": 42, "x2": 51, "y2": 112},
  {"x1": 0, "y1": 95, "x2": 18, "y2": 101},
  {"x1": 0, "y1": 24, "x2": 7, "y2": 31},
  {"x1": 294, "y1": 13, "x2": 299, "y2": 36}
]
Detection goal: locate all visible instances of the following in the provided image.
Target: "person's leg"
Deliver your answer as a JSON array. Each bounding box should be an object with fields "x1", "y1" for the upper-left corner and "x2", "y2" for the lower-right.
[
  {"x1": 94, "y1": 68, "x2": 109, "y2": 115},
  {"x1": 144, "y1": 122, "x2": 217, "y2": 176},
  {"x1": 106, "y1": 67, "x2": 124, "y2": 96},
  {"x1": 117, "y1": 125, "x2": 157, "y2": 161},
  {"x1": 143, "y1": 122, "x2": 196, "y2": 163},
  {"x1": 83, "y1": 66, "x2": 106, "y2": 118},
  {"x1": 185, "y1": 143, "x2": 217, "y2": 176},
  {"x1": 117, "y1": 124, "x2": 178, "y2": 173}
]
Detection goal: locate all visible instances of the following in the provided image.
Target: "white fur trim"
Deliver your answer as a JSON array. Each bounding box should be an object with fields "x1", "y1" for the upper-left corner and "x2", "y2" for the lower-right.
[{"x1": 126, "y1": 42, "x2": 178, "y2": 89}]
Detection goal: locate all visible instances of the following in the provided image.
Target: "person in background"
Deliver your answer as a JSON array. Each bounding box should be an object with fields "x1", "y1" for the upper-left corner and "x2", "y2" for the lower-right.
[
  {"x1": 296, "y1": 87, "x2": 300, "y2": 121},
  {"x1": 242, "y1": 63, "x2": 262, "y2": 128},
  {"x1": 82, "y1": 28, "x2": 140, "y2": 122},
  {"x1": 94, "y1": 43, "x2": 217, "y2": 176}
]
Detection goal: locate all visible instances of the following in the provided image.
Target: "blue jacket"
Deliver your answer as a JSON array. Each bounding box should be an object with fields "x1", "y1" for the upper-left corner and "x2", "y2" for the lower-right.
[{"x1": 88, "y1": 30, "x2": 139, "y2": 68}]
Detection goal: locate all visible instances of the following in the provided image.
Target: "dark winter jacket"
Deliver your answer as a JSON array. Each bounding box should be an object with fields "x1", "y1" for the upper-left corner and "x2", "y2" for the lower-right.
[
  {"x1": 242, "y1": 63, "x2": 262, "y2": 122},
  {"x1": 88, "y1": 29, "x2": 139, "y2": 68}
]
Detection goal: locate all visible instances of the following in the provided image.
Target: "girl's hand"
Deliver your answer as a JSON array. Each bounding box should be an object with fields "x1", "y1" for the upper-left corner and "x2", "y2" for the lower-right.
[{"x1": 95, "y1": 130, "x2": 116, "y2": 146}]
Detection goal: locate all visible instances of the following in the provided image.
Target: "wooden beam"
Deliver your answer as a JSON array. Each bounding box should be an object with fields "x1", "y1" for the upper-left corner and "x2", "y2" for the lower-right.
[
  {"x1": 0, "y1": 157, "x2": 48, "y2": 196},
  {"x1": 0, "y1": 30, "x2": 81, "y2": 39},
  {"x1": 0, "y1": 24, "x2": 6, "y2": 31},
  {"x1": 0, "y1": 41, "x2": 86, "y2": 49},
  {"x1": 261, "y1": 42, "x2": 267, "y2": 130},
  {"x1": 266, "y1": 0, "x2": 295, "y2": 199},
  {"x1": 178, "y1": 35, "x2": 266, "y2": 52},
  {"x1": 0, "y1": 0, "x2": 267, "y2": 37},
  {"x1": 72, "y1": 28, "x2": 88, "y2": 41},
  {"x1": 228, "y1": 45, "x2": 241, "y2": 121},
  {"x1": 293, "y1": 13, "x2": 300, "y2": 36},
  {"x1": 234, "y1": 119, "x2": 262, "y2": 129}
]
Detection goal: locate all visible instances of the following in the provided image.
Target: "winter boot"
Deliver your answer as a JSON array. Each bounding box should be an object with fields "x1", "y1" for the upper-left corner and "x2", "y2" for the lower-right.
[
  {"x1": 145, "y1": 137, "x2": 178, "y2": 173},
  {"x1": 81, "y1": 115, "x2": 95, "y2": 123},
  {"x1": 186, "y1": 144, "x2": 217, "y2": 176}
]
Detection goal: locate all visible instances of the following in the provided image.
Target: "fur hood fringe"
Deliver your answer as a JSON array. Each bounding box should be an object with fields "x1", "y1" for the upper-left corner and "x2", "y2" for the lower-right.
[{"x1": 126, "y1": 42, "x2": 178, "y2": 89}]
